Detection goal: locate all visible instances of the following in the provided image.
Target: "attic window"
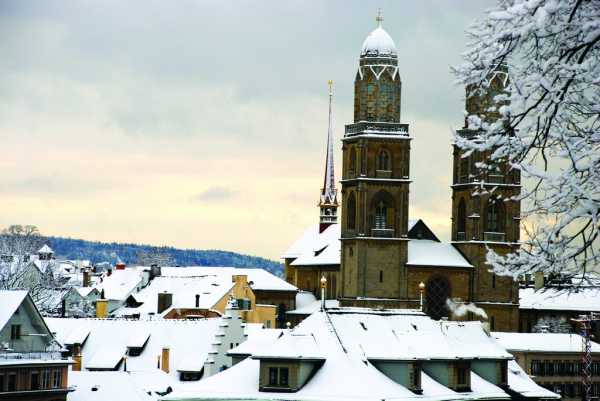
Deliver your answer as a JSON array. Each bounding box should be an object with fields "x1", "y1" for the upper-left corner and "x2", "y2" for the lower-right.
[{"x1": 359, "y1": 322, "x2": 368, "y2": 331}]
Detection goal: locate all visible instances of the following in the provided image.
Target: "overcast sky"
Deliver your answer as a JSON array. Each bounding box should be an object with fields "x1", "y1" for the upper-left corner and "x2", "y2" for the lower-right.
[{"x1": 0, "y1": 1, "x2": 494, "y2": 260}]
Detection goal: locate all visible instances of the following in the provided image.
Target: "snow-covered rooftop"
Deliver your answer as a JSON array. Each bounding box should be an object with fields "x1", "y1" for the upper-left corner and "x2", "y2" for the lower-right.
[
  {"x1": 287, "y1": 299, "x2": 340, "y2": 315},
  {"x1": 282, "y1": 223, "x2": 340, "y2": 266},
  {"x1": 407, "y1": 240, "x2": 472, "y2": 268},
  {"x1": 38, "y1": 244, "x2": 54, "y2": 254},
  {"x1": 519, "y1": 287, "x2": 600, "y2": 312},
  {"x1": 361, "y1": 25, "x2": 397, "y2": 58},
  {"x1": 165, "y1": 309, "x2": 552, "y2": 401},
  {"x1": 96, "y1": 268, "x2": 144, "y2": 301},
  {"x1": 160, "y1": 267, "x2": 296, "y2": 292},
  {"x1": 506, "y1": 360, "x2": 558, "y2": 399},
  {"x1": 283, "y1": 223, "x2": 471, "y2": 269},
  {"x1": 47, "y1": 318, "x2": 220, "y2": 378},
  {"x1": 492, "y1": 332, "x2": 600, "y2": 354},
  {"x1": 68, "y1": 370, "x2": 175, "y2": 401},
  {"x1": 0, "y1": 290, "x2": 27, "y2": 332}
]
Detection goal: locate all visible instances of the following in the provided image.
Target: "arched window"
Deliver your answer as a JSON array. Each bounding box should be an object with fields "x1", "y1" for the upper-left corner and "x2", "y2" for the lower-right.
[
  {"x1": 377, "y1": 149, "x2": 391, "y2": 171},
  {"x1": 426, "y1": 276, "x2": 451, "y2": 320},
  {"x1": 369, "y1": 190, "x2": 395, "y2": 233},
  {"x1": 457, "y1": 199, "x2": 466, "y2": 239},
  {"x1": 347, "y1": 193, "x2": 356, "y2": 230},
  {"x1": 486, "y1": 200, "x2": 505, "y2": 232}
]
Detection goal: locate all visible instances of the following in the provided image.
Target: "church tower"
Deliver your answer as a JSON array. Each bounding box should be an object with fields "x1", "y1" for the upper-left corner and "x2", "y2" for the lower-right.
[
  {"x1": 318, "y1": 81, "x2": 338, "y2": 233},
  {"x1": 450, "y1": 65, "x2": 520, "y2": 331},
  {"x1": 340, "y1": 13, "x2": 411, "y2": 303}
]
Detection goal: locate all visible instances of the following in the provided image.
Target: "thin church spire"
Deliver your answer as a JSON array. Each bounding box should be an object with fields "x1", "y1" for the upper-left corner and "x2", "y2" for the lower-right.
[{"x1": 319, "y1": 80, "x2": 338, "y2": 232}]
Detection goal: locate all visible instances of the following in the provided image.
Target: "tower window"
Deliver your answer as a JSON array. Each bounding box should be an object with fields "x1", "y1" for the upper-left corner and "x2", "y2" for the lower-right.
[
  {"x1": 460, "y1": 155, "x2": 469, "y2": 182},
  {"x1": 375, "y1": 201, "x2": 387, "y2": 229},
  {"x1": 457, "y1": 199, "x2": 466, "y2": 240},
  {"x1": 486, "y1": 200, "x2": 505, "y2": 232},
  {"x1": 379, "y1": 270, "x2": 383, "y2": 283},
  {"x1": 347, "y1": 193, "x2": 357, "y2": 230},
  {"x1": 349, "y1": 147, "x2": 357, "y2": 173},
  {"x1": 377, "y1": 149, "x2": 391, "y2": 171}
]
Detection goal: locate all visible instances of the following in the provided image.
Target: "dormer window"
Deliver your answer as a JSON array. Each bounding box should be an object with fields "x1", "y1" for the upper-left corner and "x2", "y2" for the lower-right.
[{"x1": 269, "y1": 367, "x2": 289, "y2": 387}]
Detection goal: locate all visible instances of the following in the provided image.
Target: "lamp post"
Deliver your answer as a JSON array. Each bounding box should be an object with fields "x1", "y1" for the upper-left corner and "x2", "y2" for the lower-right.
[
  {"x1": 419, "y1": 282, "x2": 425, "y2": 312},
  {"x1": 320, "y1": 275, "x2": 327, "y2": 311}
]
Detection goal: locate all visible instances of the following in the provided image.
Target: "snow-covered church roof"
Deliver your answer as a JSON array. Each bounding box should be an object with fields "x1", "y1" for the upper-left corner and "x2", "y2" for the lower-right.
[
  {"x1": 283, "y1": 220, "x2": 472, "y2": 269},
  {"x1": 361, "y1": 23, "x2": 397, "y2": 58}
]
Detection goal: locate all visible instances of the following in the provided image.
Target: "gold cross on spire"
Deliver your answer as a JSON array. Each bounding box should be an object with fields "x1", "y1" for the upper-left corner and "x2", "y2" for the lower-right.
[
  {"x1": 376, "y1": 8, "x2": 383, "y2": 26},
  {"x1": 328, "y1": 80, "x2": 333, "y2": 96}
]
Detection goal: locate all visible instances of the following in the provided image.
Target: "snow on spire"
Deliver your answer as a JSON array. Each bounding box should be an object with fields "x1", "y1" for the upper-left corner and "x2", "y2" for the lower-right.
[{"x1": 319, "y1": 81, "x2": 338, "y2": 231}]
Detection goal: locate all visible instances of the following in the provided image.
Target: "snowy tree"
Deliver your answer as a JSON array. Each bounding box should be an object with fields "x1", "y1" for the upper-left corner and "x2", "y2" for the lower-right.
[
  {"x1": 453, "y1": 0, "x2": 600, "y2": 284},
  {"x1": 0, "y1": 225, "x2": 58, "y2": 312},
  {"x1": 136, "y1": 249, "x2": 174, "y2": 266}
]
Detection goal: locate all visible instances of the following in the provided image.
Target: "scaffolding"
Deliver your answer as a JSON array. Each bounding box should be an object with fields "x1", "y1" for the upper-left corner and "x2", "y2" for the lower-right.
[{"x1": 571, "y1": 312, "x2": 600, "y2": 401}]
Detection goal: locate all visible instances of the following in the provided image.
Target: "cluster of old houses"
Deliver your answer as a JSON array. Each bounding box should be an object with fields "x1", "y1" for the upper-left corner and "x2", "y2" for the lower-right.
[{"x1": 1, "y1": 13, "x2": 600, "y2": 401}]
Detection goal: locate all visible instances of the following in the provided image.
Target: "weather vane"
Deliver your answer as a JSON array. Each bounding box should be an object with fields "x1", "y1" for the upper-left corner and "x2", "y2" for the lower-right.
[{"x1": 328, "y1": 80, "x2": 333, "y2": 96}]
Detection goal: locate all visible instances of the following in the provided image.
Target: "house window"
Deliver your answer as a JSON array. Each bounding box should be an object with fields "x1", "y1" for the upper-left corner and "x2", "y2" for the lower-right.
[
  {"x1": 10, "y1": 325, "x2": 21, "y2": 340},
  {"x1": 7, "y1": 373, "x2": 16, "y2": 391},
  {"x1": 457, "y1": 366, "x2": 468, "y2": 385},
  {"x1": 268, "y1": 367, "x2": 290, "y2": 387},
  {"x1": 52, "y1": 369, "x2": 62, "y2": 388},
  {"x1": 377, "y1": 149, "x2": 391, "y2": 171},
  {"x1": 41, "y1": 369, "x2": 51, "y2": 389},
  {"x1": 31, "y1": 371, "x2": 40, "y2": 390}
]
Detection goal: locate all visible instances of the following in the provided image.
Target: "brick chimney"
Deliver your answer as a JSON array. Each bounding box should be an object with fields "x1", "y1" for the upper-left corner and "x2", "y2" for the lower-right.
[
  {"x1": 157, "y1": 292, "x2": 173, "y2": 314},
  {"x1": 72, "y1": 343, "x2": 82, "y2": 371},
  {"x1": 96, "y1": 299, "x2": 108, "y2": 318},
  {"x1": 161, "y1": 347, "x2": 170, "y2": 374},
  {"x1": 82, "y1": 269, "x2": 91, "y2": 287},
  {"x1": 195, "y1": 294, "x2": 200, "y2": 308},
  {"x1": 115, "y1": 262, "x2": 126, "y2": 270}
]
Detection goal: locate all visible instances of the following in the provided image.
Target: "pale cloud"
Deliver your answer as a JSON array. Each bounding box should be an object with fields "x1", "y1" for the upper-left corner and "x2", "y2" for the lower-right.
[{"x1": 0, "y1": 0, "x2": 493, "y2": 259}]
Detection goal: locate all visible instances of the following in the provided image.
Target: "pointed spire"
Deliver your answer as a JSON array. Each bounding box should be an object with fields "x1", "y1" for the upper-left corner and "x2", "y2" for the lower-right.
[{"x1": 319, "y1": 80, "x2": 338, "y2": 232}]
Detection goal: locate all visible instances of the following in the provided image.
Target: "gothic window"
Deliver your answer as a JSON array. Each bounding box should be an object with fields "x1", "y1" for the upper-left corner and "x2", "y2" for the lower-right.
[
  {"x1": 377, "y1": 149, "x2": 391, "y2": 171},
  {"x1": 370, "y1": 190, "x2": 394, "y2": 232},
  {"x1": 347, "y1": 193, "x2": 356, "y2": 230},
  {"x1": 375, "y1": 201, "x2": 387, "y2": 229},
  {"x1": 426, "y1": 276, "x2": 450, "y2": 320},
  {"x1": 486, "y1": 200, "x2": 505, "y2": 232},
  {"x1": 457, "y1": 199, "x2": 466, "y2": 239},
  {"x1": 459, "y1": 155, "x2": 469, "y2": 182}
]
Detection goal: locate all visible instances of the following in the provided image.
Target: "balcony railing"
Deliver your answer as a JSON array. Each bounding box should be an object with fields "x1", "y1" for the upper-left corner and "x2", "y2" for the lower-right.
[
  {"x1": 0, "y1": 351, "x2": 65, "y2": 361},
  {"x1": 488, "y1": 174, "x2": 505, "y2": 184},
  {"x1": 371, "y1": 228, "x2": 395, "y2": 238},
  {"x1": 484, "y1": 232, "x2": 506, "y2": 242}
]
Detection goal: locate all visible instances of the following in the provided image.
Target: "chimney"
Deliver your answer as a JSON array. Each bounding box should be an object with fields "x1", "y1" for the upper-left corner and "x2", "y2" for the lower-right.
[
  {"x1": 61, "y1": 299, "x2": 66, "y2": 318},
  {"x1": 195, "y1": 294, "x2": 200, "y2": 308},
  {"x1": 96, "y1": 299, "x2": 108, "y2": 318},
  {"x1": 150, "y1": 264, "x2": 161, "y2": 280},
  {"x1": 72, "y1": 343, "x2": 82, "y2": 371},
  {"x1": 116, "y1": 262, "x2": 126, "y2": 270},
  {"x1": 534, "y1": 271, "x2": 545, "y2": 290},
  {"x1": 161, "y1": 347, "x2": 170, "y2": 374},
  {"x1": 82, "y1": 269, "x2": 91, "y2": 287},
  {"x1": 157, "y1": 292, "x2": 173, "y2": 314}
]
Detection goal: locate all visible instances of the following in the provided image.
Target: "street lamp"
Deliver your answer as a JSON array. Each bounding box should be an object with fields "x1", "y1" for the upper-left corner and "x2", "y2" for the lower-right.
[
  {"x1": 320, "y1": 275, "x2": 327, "y2": 311},
  {"x1": 419, "y1": 282, "x2": 426, "y2": 312}
]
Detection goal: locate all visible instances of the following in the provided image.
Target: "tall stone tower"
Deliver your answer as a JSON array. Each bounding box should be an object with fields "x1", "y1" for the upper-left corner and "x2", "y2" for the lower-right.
[
  {"x1": 340, "y1": 14, "x2": 411, "y2": 302},
  {"x1": 318, "y1": 81, "x2": 339, "y2": 233},
  {"x1": 450, "y1": 66, "x2": 520, "y2": 331}
]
